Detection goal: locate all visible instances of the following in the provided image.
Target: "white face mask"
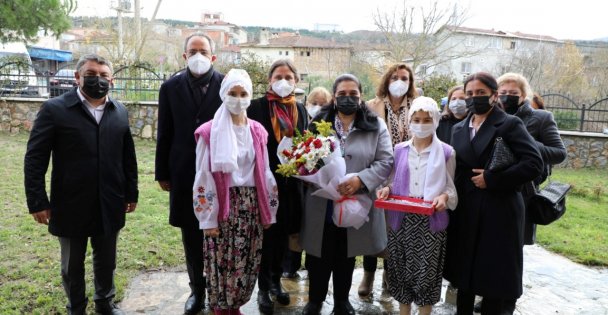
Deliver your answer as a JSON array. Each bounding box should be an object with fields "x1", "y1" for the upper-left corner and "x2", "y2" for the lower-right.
[
  {"x1": 187, "y1": 53, "x2": 211, "y2": 76},
  {"x1": 224, "y1": 96, "x2": 251, "y2": 115},
  {"x1": 448, "y1": 99, "x2": 467, "y2": 117},
  {"x1": 409, "y1": 123, "x2": 435, "y2": 139},
  {"x1": 271, "y1": 79, "x2": 295, "y2": 97},
  {"x1": 306, "y1": 105, "x2": 322, "y2": 118},
  {"x1": 388, "y1": 80, "x2": 409, "y2": 98}
]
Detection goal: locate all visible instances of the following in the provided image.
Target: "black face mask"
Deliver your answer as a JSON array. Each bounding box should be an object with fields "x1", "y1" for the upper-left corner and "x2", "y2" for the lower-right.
[
  {"x1": 499, "y1": 95, "x2": 520, "y2": 115},
  {"x1": 335, "y1": 96, "x2": 360, "y2": 115},
  {"x1": 465, "y1": 96, "x2": 493, "y2": 115},
  {"x1": 81, "y1": 76, "x2": 110, "y2": 99}
]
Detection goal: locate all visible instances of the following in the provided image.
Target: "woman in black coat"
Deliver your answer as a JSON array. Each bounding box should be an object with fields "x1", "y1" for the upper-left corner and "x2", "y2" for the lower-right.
[
  {"x1": 449, "y1": 72, "x2": 543, "y2": 315},
  {"x1": 436, "y1": 85, "x2": 466, "y2": 144},
  {"x1": 247, "y1": 59, "x2": 308, "y2": 315},
  {"x1": 497, "y1": 73, "x2": 567, "y2": 245}
]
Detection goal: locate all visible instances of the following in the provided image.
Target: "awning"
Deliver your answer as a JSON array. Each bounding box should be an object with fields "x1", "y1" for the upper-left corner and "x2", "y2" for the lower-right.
[{"x1": 27, "y1": 46, "x2": 73, "y2": 62}]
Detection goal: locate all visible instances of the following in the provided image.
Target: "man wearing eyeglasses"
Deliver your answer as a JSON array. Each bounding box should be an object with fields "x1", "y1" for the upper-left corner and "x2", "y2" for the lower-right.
[{"x1": 155, "y1": 33, "x2": 224, "y2": 314}]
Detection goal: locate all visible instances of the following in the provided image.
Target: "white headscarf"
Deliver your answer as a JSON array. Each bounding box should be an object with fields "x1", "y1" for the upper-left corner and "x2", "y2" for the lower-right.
[
  {"x1": 408, "y1": 96, "x2": 447, "y2": 201},
  {"x1": 210, "y1": 69, "x2": 253, "y2": 173}
]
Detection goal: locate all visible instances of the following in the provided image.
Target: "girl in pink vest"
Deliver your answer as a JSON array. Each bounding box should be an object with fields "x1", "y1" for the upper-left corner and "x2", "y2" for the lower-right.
[
  {"x1": 377, "y1": 97, "x2": 458, "y2": 315},
  {"x1": 192, "y1": 69, "x2": 279, "y2": 315}
]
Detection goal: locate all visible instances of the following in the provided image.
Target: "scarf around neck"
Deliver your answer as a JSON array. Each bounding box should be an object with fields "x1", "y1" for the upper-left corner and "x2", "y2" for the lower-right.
[{"x1": 267, "y1": 90, "x2": 298, "y2": 142}]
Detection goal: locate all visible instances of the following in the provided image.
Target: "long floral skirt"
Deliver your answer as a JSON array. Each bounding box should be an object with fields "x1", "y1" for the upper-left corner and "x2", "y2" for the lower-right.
[
  {"x1": 386, "y1": 213, "x2": 447, "y2": 306},
  {"x1": 204, "y1": 187, "x2": 264, "y2": 310}
]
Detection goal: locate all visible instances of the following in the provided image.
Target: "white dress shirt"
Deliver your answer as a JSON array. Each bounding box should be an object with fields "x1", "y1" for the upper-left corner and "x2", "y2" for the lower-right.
[
  {"x1": 408, "y1": 144, "x2": 458, "y2": 210},
  {"x1": 77, "y1": 88, "x2": 107, "y2": 124}
]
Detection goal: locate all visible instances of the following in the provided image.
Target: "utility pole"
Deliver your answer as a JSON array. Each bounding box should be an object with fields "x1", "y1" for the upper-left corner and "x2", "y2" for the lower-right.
[
  {"x1": 134, "y1": 0, "x2": 141, "y2": 44},
  {"x1": 111, "y1": 1, "x2": 132, "y2": 62}
]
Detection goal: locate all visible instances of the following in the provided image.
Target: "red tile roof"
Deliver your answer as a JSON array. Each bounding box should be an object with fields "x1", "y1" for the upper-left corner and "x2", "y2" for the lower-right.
[{"x1": 241, "y1": 34, "x2": 351, "y2": 49}]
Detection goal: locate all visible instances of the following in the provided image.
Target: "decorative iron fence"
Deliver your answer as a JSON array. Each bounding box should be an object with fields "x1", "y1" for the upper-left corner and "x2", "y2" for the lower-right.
[
  {"x1": 0, "y1": 63, "x2": 313, "y2": 104},
  {"x1": 541, "y1": 93, "x2": 608, "y2": 133}
]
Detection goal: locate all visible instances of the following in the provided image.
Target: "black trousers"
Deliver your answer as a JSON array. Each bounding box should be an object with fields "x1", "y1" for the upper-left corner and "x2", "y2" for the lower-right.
[
  {"x1": 457, "y1": 289, "x2": 516, "y2": 315},
  {"x1": 282, "y1": 249, "x2": 303, "y2": 274},
  {"x1": 258, "y1": 224, "x2": 288, "y2": 291},
  {"x1": 58, "y1": 232, "x2": 118, "y2": 315},
  {"x1": 306, "y1": 222, "x2": 355, "y2": 303},
  {"x1": 362, "y1": 255, "x2": 386, "y2": 272},
  {"x1": 181, "y1": 227, "x2": 205, "y2": 293}
]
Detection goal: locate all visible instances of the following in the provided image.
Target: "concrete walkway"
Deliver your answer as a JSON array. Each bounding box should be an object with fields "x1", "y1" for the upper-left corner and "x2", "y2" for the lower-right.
[{"x1": 119, "y1": 245, "x2": 608, "y2": 314}]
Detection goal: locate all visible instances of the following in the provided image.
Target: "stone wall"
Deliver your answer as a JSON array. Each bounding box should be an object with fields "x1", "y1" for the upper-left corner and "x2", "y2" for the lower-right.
[
  {"x1": 0, "y1": 98, "x2": 158, "y2": 139},
  {"x1": 558, "y1": 131, "x2": 608, "y2": 168},
  {"x1": 2, "y1": 98, "x2": 608, "y2": 168}
]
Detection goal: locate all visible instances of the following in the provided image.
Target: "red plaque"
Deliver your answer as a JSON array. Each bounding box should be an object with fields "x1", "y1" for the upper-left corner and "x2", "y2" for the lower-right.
[{"x1": 374, "y1": 195, "x2": 435, "y2": 216}]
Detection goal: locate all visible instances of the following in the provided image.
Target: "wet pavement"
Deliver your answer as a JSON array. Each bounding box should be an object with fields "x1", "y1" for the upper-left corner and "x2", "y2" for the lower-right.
[{"x1": 120, "y1": 245, "x2": 608, "y2": 314}]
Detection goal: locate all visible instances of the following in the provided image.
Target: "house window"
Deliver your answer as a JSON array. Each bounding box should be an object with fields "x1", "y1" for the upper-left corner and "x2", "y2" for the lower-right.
[
  {"x1": 286, "y1": 51, "x2": 289, "y2": 56},
  {"x1": 465, "y1": 36, "x2": 474, "y2": 47},
  {"x1": 279, "y1": 51, "x2": 282, "y2": 55},
  {"x1": 461, "y1": 62, "x2": 472, "y2": 74},
  {"x1": 490, "y1": 37, "x2": 502, "y2": 49},
  {"x1": 300, "y1": 73, "x2": 308, "y2": 80},
  {"x1": 300, "y1": 51, "x2": 304, "y2": 56},
  {"x1": 307, "y1": 51, "x2": 311, "y2": 56},
  {"x1": 417, "y1": 64, "x2": 429, "y2": 76},
  {"x1": 510, "y1": 41, "x2": 516, "y2": 49}
]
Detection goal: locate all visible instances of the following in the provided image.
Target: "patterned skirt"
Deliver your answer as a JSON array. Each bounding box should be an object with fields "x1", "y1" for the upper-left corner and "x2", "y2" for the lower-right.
[
  {"x1": 386, "y1": 213, "x2": 447, "y2": 306},
  {"x1": 204, "y1": 187, "x2": 264, "y2": 309}
]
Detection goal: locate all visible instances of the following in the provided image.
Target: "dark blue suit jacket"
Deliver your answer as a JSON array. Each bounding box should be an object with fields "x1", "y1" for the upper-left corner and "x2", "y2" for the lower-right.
[{"x1": 155, "y1": 69, "x2": 224, "y2": 229}]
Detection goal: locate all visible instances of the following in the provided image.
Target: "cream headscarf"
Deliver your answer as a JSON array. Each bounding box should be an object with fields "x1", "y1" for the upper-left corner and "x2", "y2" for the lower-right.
[
  {"x1": 408, "y1": 96, "x2": 447, "y2": 202},
  {"x1": 210, "y1": 69, "x2": 253, "y2": 173}
]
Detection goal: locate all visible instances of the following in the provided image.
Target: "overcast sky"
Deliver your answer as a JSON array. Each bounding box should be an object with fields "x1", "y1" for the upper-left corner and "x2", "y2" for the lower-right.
[{"x1": 73, "y1": 0, "x2": 608, "y2": 40}]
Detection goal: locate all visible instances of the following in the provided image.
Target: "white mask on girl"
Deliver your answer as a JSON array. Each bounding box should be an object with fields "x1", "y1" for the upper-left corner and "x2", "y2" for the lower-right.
[
  {"x1": 224, "y1": 96, "x2": 251, "y2": 115},
  {"x1": 409, "y1": 123, "x2": 435, "y2": 139}
]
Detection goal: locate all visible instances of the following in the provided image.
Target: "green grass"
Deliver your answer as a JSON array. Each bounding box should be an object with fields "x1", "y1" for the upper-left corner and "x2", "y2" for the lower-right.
[
  {"x1": 536, "y1": 168, "x2": 608, "y2": 266},
  {"x1": 0, "y1": 133, "x2": 183, "y2": 314},
  {"x1": 0, "y1": 133, "x2": 606, "y2": 313}
]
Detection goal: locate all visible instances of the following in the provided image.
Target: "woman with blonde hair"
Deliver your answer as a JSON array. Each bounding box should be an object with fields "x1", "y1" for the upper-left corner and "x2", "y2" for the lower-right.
[
  {"x1": 497, "y1": 72, "x2": 566, "y2": 245},
  {"x1": 305, "y1": 86, "x2": 332, "y2": 120}
]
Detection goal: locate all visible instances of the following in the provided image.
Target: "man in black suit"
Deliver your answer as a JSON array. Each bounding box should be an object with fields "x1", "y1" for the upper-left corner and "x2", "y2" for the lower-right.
[
  {"x1": 155, "y1": 33, "x2": 224, "y2": 314},
  {"x1": 24, "y1": 54, "x2": 139, "y2": 315}
]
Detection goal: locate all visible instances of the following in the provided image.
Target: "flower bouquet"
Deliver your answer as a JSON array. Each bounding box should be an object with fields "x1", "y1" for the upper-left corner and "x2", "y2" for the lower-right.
[{"x1": 276, "y1": 120, "x2": 371, "y2": 229}]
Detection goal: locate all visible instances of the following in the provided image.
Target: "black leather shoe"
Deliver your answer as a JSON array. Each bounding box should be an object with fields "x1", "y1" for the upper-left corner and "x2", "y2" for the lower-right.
[
  {"x1": 333, "y1": 300, "x2": 355, "y2": 315},
  {"x1": 184, "y1": 291, "x2": 205, "y2": 315},
  {"x1": 95, "y1": 301, "x2": 125, "y2": 315},
  {"x1": 258, "y1": 290, "x2": 274, "y2": 315},
  {"x1": 269, "y1": 284, "x2": 290, "y2": 305},
  {"x1": 301, "y1": 301, "x2": 322, "y2": 315},
  {"x1": 281, "y1": 271, "x2": 298, "y2": 279}
]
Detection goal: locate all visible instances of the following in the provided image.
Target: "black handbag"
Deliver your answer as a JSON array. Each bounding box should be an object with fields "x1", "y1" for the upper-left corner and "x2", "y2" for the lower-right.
[
  {"x1": 529, "y1": 181, "x2": 571, "y2": 225},
  {"x1": 486, "y1": 137, "x2": 517, "y2": 171}
]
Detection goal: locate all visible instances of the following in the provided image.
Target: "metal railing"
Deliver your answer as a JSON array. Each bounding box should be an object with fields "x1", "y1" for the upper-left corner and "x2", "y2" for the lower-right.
[{"x1": 541, "y1": 93, "x2": 608, "y2": 133}]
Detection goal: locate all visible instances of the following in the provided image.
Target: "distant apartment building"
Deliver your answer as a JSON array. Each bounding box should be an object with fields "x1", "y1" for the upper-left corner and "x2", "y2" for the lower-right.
[
  {"x1": 430, "y1": 26, "x2": 564, "y2": 79},
  {"x1": 240, "y1": 29, "x2": 352, "y2": 80}
]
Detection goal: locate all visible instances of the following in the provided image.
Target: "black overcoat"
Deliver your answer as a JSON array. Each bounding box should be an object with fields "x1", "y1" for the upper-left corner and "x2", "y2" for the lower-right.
[
  {"x1": 247, "y1": 96, "x2": 308, "y2": 234},
  {"x1": 448, "y1": 108, "x2": 543, "y2": 299},
  {"x1": 24, "y1": 88, "x2": 138, "y2": 237},
  {"x1": 155, "y1": 70, "x2": 224, "y2": 229}
]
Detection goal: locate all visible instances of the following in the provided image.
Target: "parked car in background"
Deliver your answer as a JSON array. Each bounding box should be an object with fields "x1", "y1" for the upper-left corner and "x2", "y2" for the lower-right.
[
  {"x1": 0, "y1": 42, "x2": 39, "y2": 97},
  {"x1": 49, "y1": 68, "x2": 77, "y2": 97}
]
